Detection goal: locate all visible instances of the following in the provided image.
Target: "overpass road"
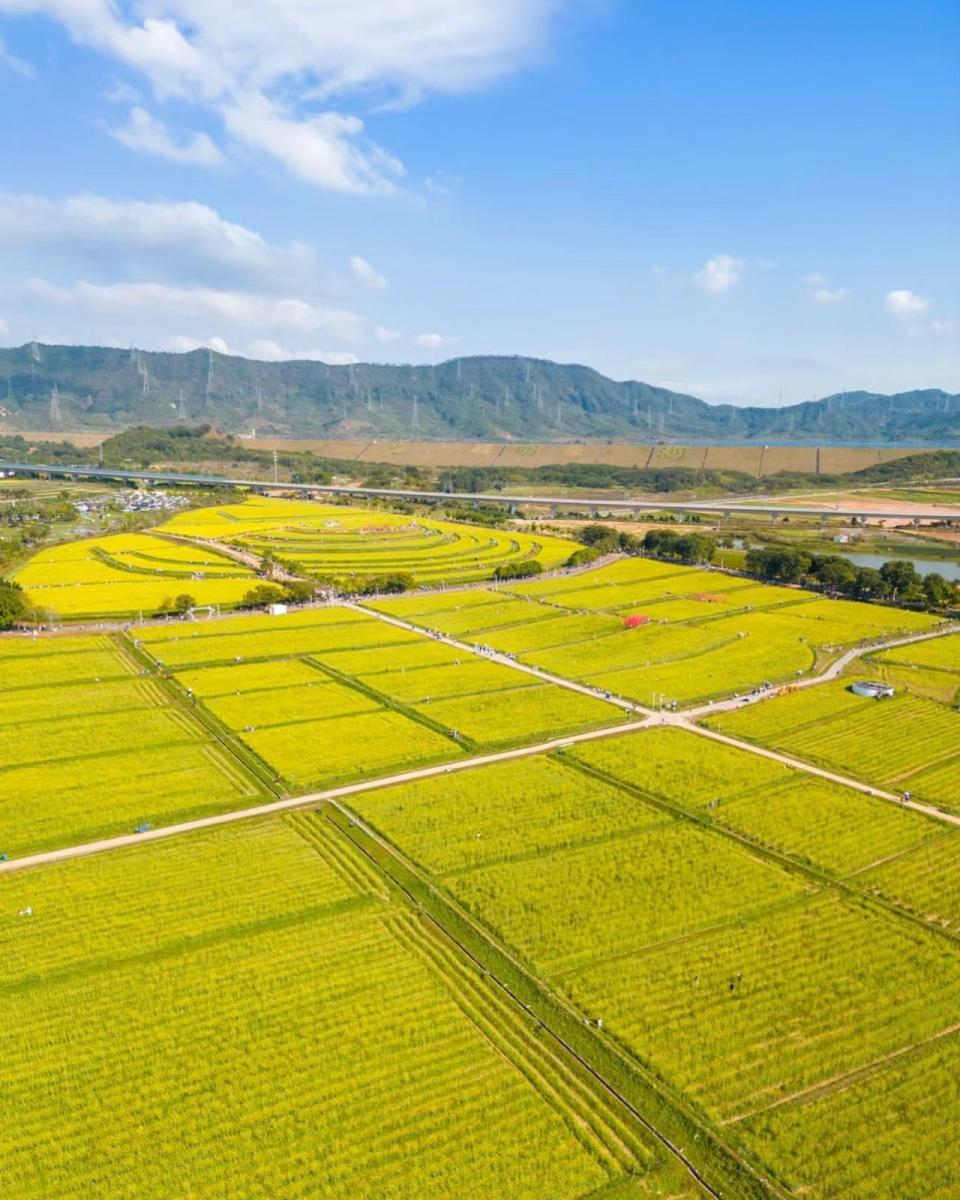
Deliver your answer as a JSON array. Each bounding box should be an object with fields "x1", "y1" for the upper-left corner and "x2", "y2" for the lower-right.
[{"x1": 2, "y1": 458, "x2": 959, "y2": 523}]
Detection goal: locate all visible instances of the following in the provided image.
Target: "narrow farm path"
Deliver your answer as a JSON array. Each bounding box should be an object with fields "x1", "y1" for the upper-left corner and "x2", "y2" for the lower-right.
[
  {"x1": 158, "y1": 532, "x2": 304, "y2": 584},
  {"x1": 685, "y1": 622, "x2": 960, "y2": 719},
  {"x1": 0, "y1": 716, "x2": 655, "y2": 876},
  {"x1": 345, "y1": 600, "x2": 656, "y2": 716},
  {"x1": 6, "y1": 699, "x2": 960, "y2": 879}
]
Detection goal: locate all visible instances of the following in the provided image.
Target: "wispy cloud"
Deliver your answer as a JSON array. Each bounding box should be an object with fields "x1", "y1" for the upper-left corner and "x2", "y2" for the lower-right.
[
  {"x1": 349, "y1": 255, "x2": 387, "y2": 289},
  {"x1": 885, "y1": 289, "x2": 930, "y2": 320},
  {"x1": 0, "y1": 35, "x2": 34, "y2": 78},
  {"x1": 107, "y1": 107, "x2": 224, "y2": 166},
  {"x1": 0, "y1": 1, "x2": 574, "y2": 191},
  {"x1": 693, "y1": 254, "x2": 745, "y2": 294}
]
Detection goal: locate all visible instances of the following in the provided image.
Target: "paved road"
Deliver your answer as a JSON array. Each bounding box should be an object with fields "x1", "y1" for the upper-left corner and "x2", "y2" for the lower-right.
[{"x1": 4, "y1": 458, "x2": 959, "y2": 522}]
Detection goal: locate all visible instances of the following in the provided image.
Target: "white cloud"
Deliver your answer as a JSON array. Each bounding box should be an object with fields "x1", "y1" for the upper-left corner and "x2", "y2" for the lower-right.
[
  {"x1": 28, "y1": 277, "x2": 363, "y2": 339},
  {"x1": 0, "y1": 34, "x2": 34, "y2": 77},
  {"x1": 0, "y1": 1, "x2": 573, "y2": 189},
  {"x1": 244, "y1": 339, "x2": 360, "y2": 362},
  {"x1": 693, "y1": 254, "x2": 745, "y2": 295},
  {"x1": 167, "y1": 334, "x2": 234, "y2": 354},
  {"x1": 415, "y1": 331, "x2": 454, "y2": 348},
  {"x1": 375, "y1": 324, "x2": 401, "y2": 342},
  {"x1": 304, "y1": 350, "x2": 360, "y2": 365},
  {"x1": 0, "y1": 192, "x2": 311, "y2": 285},
  {"x1": 108, "y1": 106, "x2": 224, "y2": 166},
  {"x1": 810, "y1": 287, "x2": 849, "y2": 305},
  {"x1": 885, "y1": 289, "x2": 931, "y2": 320},
  {"x1": 801, "y1": 272, "x2": 828, "y2": 286},
  {"x1": 350, "y1": 254, "x2": 387, "y2": 289},
  {"x1": 222, "y1": 92, "x2": 403, "y2": 194},
  {"x1": 0, "y1": 316, "x2": 9, "y2": 336}
]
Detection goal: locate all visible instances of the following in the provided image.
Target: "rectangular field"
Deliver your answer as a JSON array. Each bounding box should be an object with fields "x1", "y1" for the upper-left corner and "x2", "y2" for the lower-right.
[
  {"x1": 710, "y1": 681, "x2": 960, "y2": 809},
  {"x1": 0, "y1": 635, "x2": 263, "y2": 854},
  {"x1": 0, "y1": 818, "x2": 627, "y2": 1200}
]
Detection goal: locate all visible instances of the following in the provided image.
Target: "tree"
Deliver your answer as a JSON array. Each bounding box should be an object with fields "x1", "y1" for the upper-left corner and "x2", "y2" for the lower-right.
[
  {"x1": 922, "y1": 572, "x2": 957, "y2": 608},
  {"x1": 282, "y1": 580, "x2": 316, "y2": 605},
  {"x1": 745, "y1": 546, "x2": 811, "y2": 583},
  {"x1": 0, "y1": 580, "x2": 28, "y2": 630},
  {"x1": 240, "y1": 583, "x2": 287, "y2": 609},
  {"x1": 173, "y1": 593, "x2": 196, "y2": 614},
  {"x1": 810, "y1": 555, "x2": 858, "y2": 594},
  {"x1": 674, "y1": 533, "x2": 716, "y2": 565},
  {"x1": 494, "y1": 559, "x2": 542, "y2": 580},
  {"x1": 880, "y1": 559, "x2": 921, "y2": 600},
  {"x1": 850, "y1": 566, "x2": 886, "y2": 600},
  {"x1": 580, "y1": 524, "x2": 618, "y2": 547}
]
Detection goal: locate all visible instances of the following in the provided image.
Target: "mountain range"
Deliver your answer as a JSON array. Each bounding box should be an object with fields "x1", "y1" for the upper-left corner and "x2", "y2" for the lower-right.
[{"x1": 0, "y1": 343, "x2": 958, "y2": 444}]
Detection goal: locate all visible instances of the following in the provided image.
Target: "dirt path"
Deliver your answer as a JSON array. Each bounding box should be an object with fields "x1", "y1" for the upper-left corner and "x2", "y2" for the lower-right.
[
  {"x1": 347, "y1": 601, "x2": 654, "y2": 716},
  {"x1": 684, "y1": 623, "x2": 960, "y2": 719},
  {"x1": 0, "y1": 717, "x2": 657, "y2": 876}
]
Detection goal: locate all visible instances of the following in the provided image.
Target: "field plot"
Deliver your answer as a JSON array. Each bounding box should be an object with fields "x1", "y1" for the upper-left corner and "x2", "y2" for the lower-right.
[
  {"x1": 356, "y1": 756, "x2": 671, "y2": 875},
  {"x1": 349, "y1": 741, "x2": 960, "y2": 1198},
  {"x1": 162, "y1": 495, "x2": 575, "y2": 585},
  {"x1": 378, "y1": 558, "x2": 938, "y2": 706},
  {"x1": 431, "y1": 817, "x2": 809, "y2": 976},
  {"x1": 153, "y1": 606, "x2": 620, "y2": 785},
  {"x1": 136, "y1": 606, "x2": 412, "y2": 669},
  {"x1": 710, "y1": 680, "x2": 960, "y2": 810},
  {"x1": 574, "y1": 727, "x2": 944, "y2": 876},
  {"x1": 0, "y1": 634, "x2": 262, "y2": 854},
  {"x1": 738, "y1": 1029, "x2": 960, "y2": 1200},
  {"x1": 0, "y1": 818, "x2": 642, "y2": 1200},
  {"x1": 570, "y1": 727, "x2": 789, "y2": 806},
  {"x1": 868, "y1": 634, "x2": 960, "y2": 704},
  {"x1": 566, "y1": 893, "x2": 960, "y2": 1123},
  {"x1": 13, "y1": 532, "x2": 255, "y2": 617},
  {"x1": 862, "y1": 832, "x2": 960, "y2": 930}
]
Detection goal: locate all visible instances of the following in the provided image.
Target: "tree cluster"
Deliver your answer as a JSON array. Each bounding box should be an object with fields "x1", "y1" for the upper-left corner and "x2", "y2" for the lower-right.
[{"x1": 744, "y1": 547, "x2": 958, "y2": 608}]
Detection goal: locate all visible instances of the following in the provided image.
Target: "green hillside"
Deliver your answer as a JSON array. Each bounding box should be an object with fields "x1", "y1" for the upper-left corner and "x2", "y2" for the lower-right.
[{"x1": 1, "y1": 343, "x2": 958, "y2": 442}]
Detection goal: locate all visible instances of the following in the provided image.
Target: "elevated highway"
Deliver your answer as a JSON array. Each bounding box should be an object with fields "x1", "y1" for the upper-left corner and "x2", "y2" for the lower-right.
[{"x1": 2, "y1": 459, "x2": 959, "y2": 523}]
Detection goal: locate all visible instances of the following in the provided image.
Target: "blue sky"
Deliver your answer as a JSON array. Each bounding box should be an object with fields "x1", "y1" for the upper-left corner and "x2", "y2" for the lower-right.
[{"x1": 0, "y1": 0, "x2": 956, "y2": 404}]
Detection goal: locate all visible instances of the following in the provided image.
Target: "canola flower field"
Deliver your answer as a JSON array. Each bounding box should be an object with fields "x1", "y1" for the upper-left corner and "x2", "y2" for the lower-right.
[
  {"x1": 351, "y1": 725, "x2": 960, "y2": 1199},
  {"x1": 367, "y1": 557, "x2": 941, "y2": 704},
  {"x1": 163, "y1": 495, "x2": 575, "y2": 585},
  {"x1": 0, "y1": 633, "x2": 263, "y2": 854},
  {"x1": 2, "y1": 505, "x2": 960, "y2": 1200},
  {"x1": 0, "y1": 818, "x2": 674, "y2": 1200},
  {"x1": 12, "y1": 496, "x2": 577, "y2": 618}
]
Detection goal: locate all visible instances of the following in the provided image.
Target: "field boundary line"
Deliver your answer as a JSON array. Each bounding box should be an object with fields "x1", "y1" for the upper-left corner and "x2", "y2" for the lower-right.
[
  {"x1": 347, "y1": 600, "x2": 655, "y2": 716},
  {"x1": 323, "y1": 801, "x2": 788, "y2": 1200},
  {"x1": 0, "y1": 716, "x2": 655, "y2": 875},
  {"x1": 674, "y1": 719, "x2": 960, "y2": 829},
  {"x1": 721, "y1": 1020, "x2": 960, "y2": 1125}
]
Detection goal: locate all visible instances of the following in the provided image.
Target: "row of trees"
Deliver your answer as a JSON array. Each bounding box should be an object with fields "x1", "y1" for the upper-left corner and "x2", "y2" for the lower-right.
[
  {"x1": 744, "y1": 547, "x2": 958, "y2": 607},
  {"x1": 578, "y1": 524, "x2": 718, "y2": 565}
]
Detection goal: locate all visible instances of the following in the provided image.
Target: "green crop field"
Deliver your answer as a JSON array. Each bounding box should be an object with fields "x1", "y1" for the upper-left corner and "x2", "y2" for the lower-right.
[
  {"x1": 348, "y1": 735, "x2": 960, "y2": 1198},
  {"x1": 0, "y1": 818, "x2": 666, "y2": 1200}
]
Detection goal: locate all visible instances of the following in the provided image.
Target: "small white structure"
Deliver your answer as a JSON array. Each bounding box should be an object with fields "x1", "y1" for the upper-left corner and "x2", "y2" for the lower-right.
[
  {"x1": 833, "y1": 534, "x2": 850, "y2": 544},
  {"x1": 267, "y1": 603, "x2": 288, "y2": 616},
  {"x1": 851, "y1": 680, "x2": 895, "y2": 700}
]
